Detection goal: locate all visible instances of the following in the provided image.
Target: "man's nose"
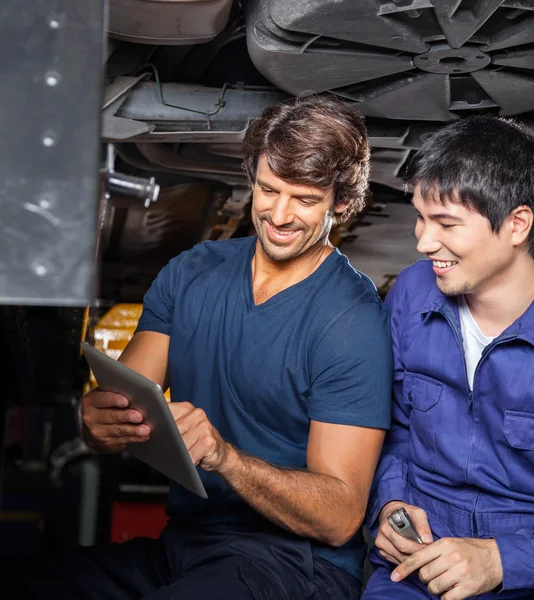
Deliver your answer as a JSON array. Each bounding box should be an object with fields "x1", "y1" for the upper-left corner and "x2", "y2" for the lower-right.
[
  {"x1": 416, "y1": 226, "x2": 441, "y2": 255},
  {"x1": 270, "y1": 195, "x2": 293, "y2": 226}
]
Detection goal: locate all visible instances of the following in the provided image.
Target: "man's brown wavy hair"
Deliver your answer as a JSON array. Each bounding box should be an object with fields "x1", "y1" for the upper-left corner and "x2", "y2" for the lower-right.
[{"x1": 243, "y1": 93, "x2": 370, "y2": 224}]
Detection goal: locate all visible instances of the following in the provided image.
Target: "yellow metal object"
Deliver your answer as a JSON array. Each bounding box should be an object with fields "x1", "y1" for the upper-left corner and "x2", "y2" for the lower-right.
[
  {"x1": 92, "y1": 303, "x2": 143, "y2": 360},
  {"x1": 87, "y1": 303, "x2": 170, "y2": 399}
]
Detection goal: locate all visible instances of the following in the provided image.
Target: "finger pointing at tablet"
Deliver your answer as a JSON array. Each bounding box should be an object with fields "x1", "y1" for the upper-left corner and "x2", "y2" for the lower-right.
[
  {"x1": 168, "y1": 402, "x2": 230, "y2": 471},
  {"x1": 82, "y1": 388, "x2": 151, "y2": 453}
]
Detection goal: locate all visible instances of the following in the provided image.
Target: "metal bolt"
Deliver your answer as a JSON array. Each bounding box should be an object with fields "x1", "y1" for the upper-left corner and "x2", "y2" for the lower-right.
[
  {"x1": 45, "y1": 72, "x2": 60, "y2": 87},
  {"x1": 48, "y1": 12, "x2": 64, "y2": 28},
  {"x1": 35, "y1": 265, "x2": 47, "y2": 276},
  {"x1": 42, "y1": 134, "x2": 56, "y2": 147},
  {"x1": 39, "y1": 198, "x2": 51, "y2": 209}
]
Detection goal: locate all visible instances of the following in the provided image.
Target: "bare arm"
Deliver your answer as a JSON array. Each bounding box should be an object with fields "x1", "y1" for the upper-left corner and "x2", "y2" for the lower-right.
[
  {"x1": 172, "y1": 402, "x2": 385, "y2": 547},
  {"x1": 223, "y1": 422, "x2": 384, "y2": 546},
  {"x1": 82, "y1": 331, "x2": 170, "y2": 452},
  {"x1": 117, "y1": 330, "x2": 170, "y2": 389}
]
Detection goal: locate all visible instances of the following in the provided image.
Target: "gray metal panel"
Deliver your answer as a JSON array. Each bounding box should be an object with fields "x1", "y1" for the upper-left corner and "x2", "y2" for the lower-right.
[
  {"x1": 471, "y1": 69, "x2": 534, "y2": 116},
  {"x1": 0, "y1": 0, "x2": 105, "y2": 306},
  {"x1": 433, "y1": 0, "x2": 503, "y2": 49},
  {"x1": 108, "y1": 0, "x2": 233, "y2": 45},
  {"x1": 268, "y1": 0, "x2": 429, "y2": 54}
]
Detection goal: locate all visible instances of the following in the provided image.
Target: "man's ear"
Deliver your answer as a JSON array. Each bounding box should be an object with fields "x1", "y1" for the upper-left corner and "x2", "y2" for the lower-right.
[
  {"x1": 334, "y1": 201, "x2": 349, "y2": 214},
  {"x1": 510, "y1": 205, "x2": 533, "y2": 248}
]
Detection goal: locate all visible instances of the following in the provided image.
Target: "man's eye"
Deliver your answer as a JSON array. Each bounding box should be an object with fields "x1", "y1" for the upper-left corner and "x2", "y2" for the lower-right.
[
  {"x1": 261, "y1": 188, "x2": 275, "y2": 195},
  {"x1": 441, "y1": 224, "x2": 456, "y2": 229}
]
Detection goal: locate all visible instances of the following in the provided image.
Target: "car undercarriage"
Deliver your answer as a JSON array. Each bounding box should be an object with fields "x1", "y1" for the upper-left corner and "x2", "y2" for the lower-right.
[{"x1": 102, "y1": 0, "x2": 534, "y2": 299}]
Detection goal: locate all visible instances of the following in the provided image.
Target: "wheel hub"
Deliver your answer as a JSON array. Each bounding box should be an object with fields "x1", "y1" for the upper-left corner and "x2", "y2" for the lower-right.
[{"x1": 414, "y1": 44, "x2": 491, "y2": 74}]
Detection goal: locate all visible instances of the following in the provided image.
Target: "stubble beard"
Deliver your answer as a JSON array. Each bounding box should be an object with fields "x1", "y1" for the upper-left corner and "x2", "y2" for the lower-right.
[
  {"x1": 253, "y1": 213, "x2": 307, "y2": 262},
  {"x1": 254, "y1": 212, "x2": 334, "y2": 263},
  {"x1": 436, "y1": 276, "x2": 471, "y2": 297},
  {"x1": 257, "y1": 228, "x2": 307, "y2": 262}
]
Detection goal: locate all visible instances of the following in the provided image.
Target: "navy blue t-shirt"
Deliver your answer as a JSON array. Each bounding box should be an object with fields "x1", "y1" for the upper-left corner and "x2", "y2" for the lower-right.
[{"x1": 137, "y1": 236, "x2": 392, "y2": 581}]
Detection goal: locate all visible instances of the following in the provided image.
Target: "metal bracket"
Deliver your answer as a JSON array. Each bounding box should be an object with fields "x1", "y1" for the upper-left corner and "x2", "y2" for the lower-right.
[
  {"x1": 0, "y1": 0, "x2": 106, "y2": 305},
  {"x1": 104, "y1": 145, "x2": 160, "y2": 209}
]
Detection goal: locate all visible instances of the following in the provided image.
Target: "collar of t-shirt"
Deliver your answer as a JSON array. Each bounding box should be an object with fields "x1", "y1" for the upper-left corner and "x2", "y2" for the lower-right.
[{"x1": 457, "y1": 295, "x2": 495, "y2": 390}]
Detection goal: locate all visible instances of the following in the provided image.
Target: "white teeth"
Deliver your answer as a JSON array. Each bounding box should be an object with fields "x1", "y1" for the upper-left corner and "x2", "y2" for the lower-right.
[
  {"x1": 270, "y1": 225, "x2": 296, "y2": 236},
  {"x1": 433, "y1": 260, "x2": 457, "y2": 269}
]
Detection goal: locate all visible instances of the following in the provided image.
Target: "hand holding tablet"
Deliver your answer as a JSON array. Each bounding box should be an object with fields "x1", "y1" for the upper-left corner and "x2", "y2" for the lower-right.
[{"x1": 81, "y1": 342, "x2": 207, "y2": 498}]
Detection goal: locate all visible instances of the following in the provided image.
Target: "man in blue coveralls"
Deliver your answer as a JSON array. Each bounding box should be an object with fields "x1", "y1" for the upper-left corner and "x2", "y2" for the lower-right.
[
  {"x1": 2, "y1": 94, "x2": 391, "y2": 599},
  {"x1": 363, "y1": 115, "x2": 534, "y2": 600}
]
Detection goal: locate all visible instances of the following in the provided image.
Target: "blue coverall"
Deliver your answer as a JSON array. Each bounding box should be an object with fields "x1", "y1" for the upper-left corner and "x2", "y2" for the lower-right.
[{"x1": 364, "y1": 260, "x2": 534, "y2": 599}]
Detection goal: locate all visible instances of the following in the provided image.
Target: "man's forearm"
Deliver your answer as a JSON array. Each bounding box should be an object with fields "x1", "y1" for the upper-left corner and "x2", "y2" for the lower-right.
[
  {"x1": 366, "y1": 450, "x2": 410, "y2": 535},
  {"x1": 217, "y1": 444, "x2": 362, "y2": 547}
]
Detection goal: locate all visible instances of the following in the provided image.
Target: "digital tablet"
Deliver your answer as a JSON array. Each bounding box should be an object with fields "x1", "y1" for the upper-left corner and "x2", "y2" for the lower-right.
[{"x1": 81, "y1": 342, "x2": 207, "y2": 499}]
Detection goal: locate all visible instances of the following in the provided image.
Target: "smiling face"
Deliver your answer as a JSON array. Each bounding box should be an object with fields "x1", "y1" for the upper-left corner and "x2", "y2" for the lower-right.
[
  {"x1": 251, "y1": 155, "x2": 347, "y2": 262},
  {"x1": 413, "y1": 185, "x2": 517, "y2": 296}
]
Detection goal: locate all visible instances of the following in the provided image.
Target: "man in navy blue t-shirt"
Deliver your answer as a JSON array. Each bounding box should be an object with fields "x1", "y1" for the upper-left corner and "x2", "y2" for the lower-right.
[{"x1": 4, "y1": 94, "x2": 391, "y2": 600}]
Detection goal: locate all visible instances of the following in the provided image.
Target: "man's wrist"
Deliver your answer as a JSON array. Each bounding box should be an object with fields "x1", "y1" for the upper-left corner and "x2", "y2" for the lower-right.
[
  {"x1": 487, "y1": 538, "x2": 503, "y2": 593},
  {"x1": 216, "y1": 442, "x2": 244, "y2": 478}
]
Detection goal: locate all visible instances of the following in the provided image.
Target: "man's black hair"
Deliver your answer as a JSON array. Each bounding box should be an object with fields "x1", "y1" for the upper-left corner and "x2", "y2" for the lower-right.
[{"x1": 403, "y1": 114, "x2": 534, "y2": 257}]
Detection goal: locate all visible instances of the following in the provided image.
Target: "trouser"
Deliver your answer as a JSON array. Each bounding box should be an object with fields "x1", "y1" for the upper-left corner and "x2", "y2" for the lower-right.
[
  {"x1": 362, "y1": 550, "x2": 530, "y2": 600},
  {"x1": 1, "y1": 523, "x2": 361, "y2": 600}
]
